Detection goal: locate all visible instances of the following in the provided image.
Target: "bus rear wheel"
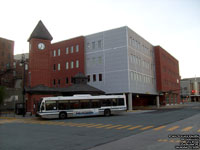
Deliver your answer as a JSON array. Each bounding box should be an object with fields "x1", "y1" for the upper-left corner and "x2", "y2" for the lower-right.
[
  {"x1": 59, "y1": 112, "x2": 67, "y2": 119},
  {"x1": 104, "y1": 109, "x2": 111, "y2": 116}
]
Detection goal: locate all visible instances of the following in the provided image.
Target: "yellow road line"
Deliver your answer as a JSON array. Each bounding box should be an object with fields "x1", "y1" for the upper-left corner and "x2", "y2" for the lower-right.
[
  {"x1": 95, "y1": 124, "x2": 113, "y2": 128},
  {"x1": 181, "y1": 126, "x2": 193, "y2": 132},
  {"x1": 116, "y1": 125, "x2": 132, "y2": 130},
  {"x1": 75, "y1": 123, "x2": 91, "y2": 127},
  {"x1": 106, "y1": 125, "x2": 123, "y2": 129},
  {"x1": 157, "y1": 139, "x2": 168, "y2": 142},
  {"x1": 167, "y1": 126, "x2": 179, "y2": 131},
  {"x1": 128, "y1": 125, "x2": 142, "y2": 130},
  {"x1": 85, "y1": 124, "x2": 103, "y2": 128},
  {"x1": 140, "y1": 126, "x2": 154, "y2": 130},
  {"x1": 153, "y1": 126, "x2": 166, "y2": 131}
]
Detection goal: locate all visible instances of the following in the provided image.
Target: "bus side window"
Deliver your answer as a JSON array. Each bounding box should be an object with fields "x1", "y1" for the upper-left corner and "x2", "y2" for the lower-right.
[
  {"x1": 91, "y1": 100, "x2": 100, "y2": 108},
  {"x1": 117, "y1": 98, "x2": 124, "y2": 106},
  {"x1": 112, "y1": 99, "x2": 117, "y2": 106},
  {"x1": 80, "y1": 100, "x2": 90, "y2": 109},
  {"x1": 58, "y1": 100, "x2": 69, "y2": 110},
  {"x1": 102, "y1": 99, "x2": 112, "y2": 106},
  {"x1": 46, "y1": 101, "x2": 57, "y2": 110}
]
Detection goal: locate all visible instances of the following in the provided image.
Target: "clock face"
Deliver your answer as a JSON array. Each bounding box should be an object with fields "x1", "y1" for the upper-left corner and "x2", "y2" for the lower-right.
[{"x1": 38, "y1": 43, "x2": 45, "y2": 50}]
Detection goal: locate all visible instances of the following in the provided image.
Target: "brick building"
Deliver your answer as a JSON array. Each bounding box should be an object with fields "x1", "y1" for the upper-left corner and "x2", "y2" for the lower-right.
[
  {"x1": 26, "y1": 21, "x2": 85, "y2": 113},
  {"x1": 154, "y1": 46, "x2": 181, "y2": 105},
  {"x1": 0, "y1": 37, "x2": 14, "y2": 87},
  {"x1": 25, "y1": 21, "x2": 181, "y2": 113}
]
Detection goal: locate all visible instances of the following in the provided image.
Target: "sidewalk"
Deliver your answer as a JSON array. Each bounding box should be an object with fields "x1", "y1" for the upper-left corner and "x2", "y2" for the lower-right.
[{"x1": 131, "y1": 102, "x2": 188, "y2": 111}]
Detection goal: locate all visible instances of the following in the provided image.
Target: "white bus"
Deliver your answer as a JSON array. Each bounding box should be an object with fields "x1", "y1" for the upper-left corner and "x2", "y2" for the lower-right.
[{"x1": 37, "y1": 94, "x2": 127, "y2": 119}]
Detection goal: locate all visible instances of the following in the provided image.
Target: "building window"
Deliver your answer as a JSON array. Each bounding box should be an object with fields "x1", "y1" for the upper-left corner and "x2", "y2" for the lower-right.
[
  {"x1": 71, "y1": 46, "x2": 74, "y2": 53},
  {"x1": 66, "y1": 77, "x2": 68, "y2": 84},
  {"x1": 98, "y1": 40, "x2": 102, "y2": 48},
  {"x1": 66, "y1": 62, "x2": 69, "y2": 70},
  {"x1": 58, "y1": 64, "x2": 60, "y2": 71},
  {"x1": 98, "y1": 56, "x2": 102, "y2": 64},
  {"x1": 76, "y1": 45, "x2": 79, "y2": 52},
  {"x1": 58, "y1": 79, "x2": 61, "y2": 86},
  {"x1": 71, "y1": 77, "x2": 74, "y2": 84},
  {"x1": 13, "y1": 71, "x2": 16, "y2": 76},
  {"x1": 99, "y1": 74, "x2": 102, "y2": 81},
  {"x1": 88, "y1": 75, "x2": 90, "y2": 82},
  {"x1": 58, "y1": 49, "x2": 60, "y2": 56},
  {"x1": 71, "y1": 61, "x2": 74, "y2": 69},
  {"x1": 92, "y1": 42, "x2": 95, "y2": 49},
  {"x1": 25, "y1": 64, "x2": 28, "y2": 70},
  {"x1": 13, "y1": 62, "x2": 16, "y2": 68},
  {"x1": 93, "y1": 74, "x2": 96, "y2": 82},
  {"x1": 53, "y1": 64, "x2": 56, "y2": 71},
  {"x1": 76, "y1": 60, "x2": 79, "y2": 68},
  {"x1": 53, "y1": 79, "x2": 56, "y2": 85},
  {"x1": 87, "y1": 43, "x2": 90, "y2": 49},
  {"x1": 130, "y1": 72, "x2": 134, "y2": 80},
  {"x1": 53, "y1": 50, "x2": 56, "y2": 57},
  {"x1": 66, "y1": 47, "x2": 69, "y2": 54}
]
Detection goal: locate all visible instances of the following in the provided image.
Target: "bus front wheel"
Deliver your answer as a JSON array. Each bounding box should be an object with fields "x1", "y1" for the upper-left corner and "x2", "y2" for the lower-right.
[
  {"x1": 104, "y1": 109, "x2": 111, "y2": 116},
  {"x1": 59, "y1": 112, "x2": 67, "y2": 119}
]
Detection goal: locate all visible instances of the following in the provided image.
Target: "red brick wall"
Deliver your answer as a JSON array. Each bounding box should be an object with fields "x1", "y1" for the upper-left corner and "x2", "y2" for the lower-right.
[
  {"x1": 0, "y1": 38, "x2": 14, "y2": 87},
  {"x1": 50, "y1": 36, "x2": 85, "y2": 87},
  {"x1": 29, "y1": 38, "x2": 51, "y2": 87},
  {"x1": 154, "y1": 46, "x2": 181, "y2": 104}
]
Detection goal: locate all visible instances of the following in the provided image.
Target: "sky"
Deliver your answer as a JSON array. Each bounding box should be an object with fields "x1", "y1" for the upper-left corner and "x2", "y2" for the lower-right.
[{"x1": 1, "y1": 0, "x2": 200, "y2": 79}]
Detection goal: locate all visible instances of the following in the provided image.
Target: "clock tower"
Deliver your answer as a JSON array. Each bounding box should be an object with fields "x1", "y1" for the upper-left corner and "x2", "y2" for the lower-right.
[{"x1": 28, "y1": 20, "x2": 53, "y2": 87}]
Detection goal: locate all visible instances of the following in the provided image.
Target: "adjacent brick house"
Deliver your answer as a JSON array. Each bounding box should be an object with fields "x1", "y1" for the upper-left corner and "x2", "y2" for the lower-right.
[{"x1": 0, "y1": 37, "x2": 14, "y2": 87}]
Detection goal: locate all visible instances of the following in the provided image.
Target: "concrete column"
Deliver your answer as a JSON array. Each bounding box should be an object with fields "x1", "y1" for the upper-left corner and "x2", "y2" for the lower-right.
[
  {"x1": 128, "y1": 93, "x2": 132, "y2": 111},
  {"x1": 156, "y1": 96, "x2": 160, "y2": 108}
]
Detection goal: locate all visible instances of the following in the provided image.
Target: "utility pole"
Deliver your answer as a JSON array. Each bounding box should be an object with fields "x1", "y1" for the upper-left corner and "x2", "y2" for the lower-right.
[{"x1": 21, "y1": 54, "x2": 26, "y2": 117}]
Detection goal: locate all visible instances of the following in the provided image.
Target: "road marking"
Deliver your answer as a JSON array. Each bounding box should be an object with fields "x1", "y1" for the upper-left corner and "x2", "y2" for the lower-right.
[
  {"x1": 96, "y1": 124, "x2": 113, "y2": 128},
  {"x1": 106, "y1": 125, "x2": 123, "y2": 129},
  {"x1": 167, "y1": 126, "x2": 179, "y2": 131},
  {"x1": 157, "y1": 139, "x2": 168, "y2": 142},
  {"x1": 140, "y1": 126, "x2": 154, "y2": 130},
  {"x1": 85, "y1": 124, "x2": 103, "y2": 128},
  {"x1": 169, "y1": 140, "x2": 175, "y2": 143},
  {"x1": 181, "y1": 126, "x2": 193, "y2": 132},
  {"x1": 128, "y1": 125, "x2": 142, "y2": 130},
  {"x1": 116, "y1": 125, "x2": 132, "y2": 130},
  {"x1": 76, "y1": 123, "x2": 92, "y2": 127},
  {"x1": 153, "y1": 126, "x2": 166, "y2": 131}
]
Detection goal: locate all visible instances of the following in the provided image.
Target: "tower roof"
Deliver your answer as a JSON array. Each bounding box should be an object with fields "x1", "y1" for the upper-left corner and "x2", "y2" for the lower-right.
[{"x1": 28, "y1": 20, "x2": 53, "y2": 42}]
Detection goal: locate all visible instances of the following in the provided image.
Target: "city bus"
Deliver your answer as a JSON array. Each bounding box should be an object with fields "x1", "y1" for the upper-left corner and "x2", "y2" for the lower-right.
[{"x1": 37, "y1": 94, "x2": 127, "y2": 119}]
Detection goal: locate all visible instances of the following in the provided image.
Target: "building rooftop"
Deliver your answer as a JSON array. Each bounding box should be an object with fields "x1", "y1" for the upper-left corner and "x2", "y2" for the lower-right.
[{"x1": 28, "y1": 20, "x2": 53, "y2": 42}]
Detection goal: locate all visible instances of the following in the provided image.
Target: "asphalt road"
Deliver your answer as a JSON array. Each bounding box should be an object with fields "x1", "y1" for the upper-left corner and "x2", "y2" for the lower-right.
[{"x1": 0, "y1": 102, "x2": 200, "y2": 150}]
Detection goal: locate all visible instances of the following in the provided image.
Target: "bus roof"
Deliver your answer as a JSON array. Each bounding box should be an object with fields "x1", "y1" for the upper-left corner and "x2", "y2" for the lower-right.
[{"x1": 42, "y1": 94, "x2": 125, "y2": 101}]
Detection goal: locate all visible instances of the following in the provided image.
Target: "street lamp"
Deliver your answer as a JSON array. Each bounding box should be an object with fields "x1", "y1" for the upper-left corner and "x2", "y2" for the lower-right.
[{"x1": 20, "y1": 54, "x2": 26, "y2": 117}]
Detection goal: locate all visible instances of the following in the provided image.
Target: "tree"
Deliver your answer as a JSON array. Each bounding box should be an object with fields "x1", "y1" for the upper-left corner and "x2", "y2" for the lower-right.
[{"x1": 0, "y1": 86, "x2": 6, "y2": 106}]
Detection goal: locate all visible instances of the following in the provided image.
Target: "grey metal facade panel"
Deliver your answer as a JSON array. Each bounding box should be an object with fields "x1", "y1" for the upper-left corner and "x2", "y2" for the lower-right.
[
  {"x1": 105, "y1": 47, "x2": 128, "y2": 72},
  {"x1": 103, "y1": 27, "x2": 127, "y2": 49},
  {"x1": 85, "y1": 27, "x2": 129, "y2": 94},
  {"x1": 127, "y1": 27, "x2": 157, "y2": 94},
  {"x1": 85, "y1": 26, "x2": 158, "y2": 94}
]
